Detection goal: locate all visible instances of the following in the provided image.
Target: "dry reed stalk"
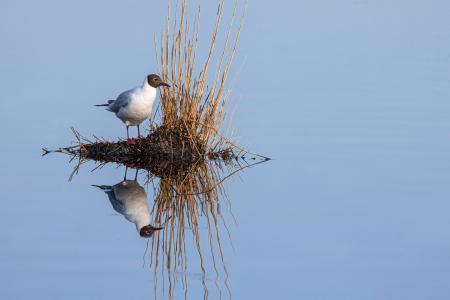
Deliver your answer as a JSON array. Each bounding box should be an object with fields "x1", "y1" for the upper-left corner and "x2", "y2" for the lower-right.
[{"x1": 155, "y1": 0, "x2": 249, "y2": 156}]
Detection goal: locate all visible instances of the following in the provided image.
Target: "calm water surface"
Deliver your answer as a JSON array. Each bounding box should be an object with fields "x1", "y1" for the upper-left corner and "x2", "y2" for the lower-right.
[{"x1": 1, "y1": 1, "x2": 450, "y2": 299}]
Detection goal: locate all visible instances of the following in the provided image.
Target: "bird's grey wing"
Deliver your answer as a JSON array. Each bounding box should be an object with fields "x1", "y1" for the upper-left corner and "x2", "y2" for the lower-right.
[
  {"x1": 107, "y1": 89, "x2": 134, "y2": 113},
  {"x1": 105, "y1": 190, "x2": 126, "y2": 215}
]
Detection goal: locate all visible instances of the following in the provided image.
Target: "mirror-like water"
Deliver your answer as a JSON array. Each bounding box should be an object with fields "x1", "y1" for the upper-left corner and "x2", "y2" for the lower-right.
[
  {"x1": 84, "y1": 157, "x2": 264, "y2": 299},
  {"x1": 1, "y1": 1, "x2": 450, "y2": 299}
]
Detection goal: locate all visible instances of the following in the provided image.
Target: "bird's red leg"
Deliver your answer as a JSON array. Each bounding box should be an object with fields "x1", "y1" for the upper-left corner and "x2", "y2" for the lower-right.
[
  {"x1": 124, "y1": 163, "x2": 135, "y2": 181},
  {"x1": 124, "y1": 165, "x2": 128, "y2": 181},
  {"x1": 137, "y1": 125, "x2": 141, "y2": 139},
  {"x1": 126, "y1": 125, "x2": 135, "y2": 145},
  {"x1": 134, "y1": 168, "x2": 139, "y2": 181}
]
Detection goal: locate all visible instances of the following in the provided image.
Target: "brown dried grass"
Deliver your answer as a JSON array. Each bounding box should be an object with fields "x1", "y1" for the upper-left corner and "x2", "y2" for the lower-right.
[{"x1": 153, "y1": 0, "x2": 249, "y2": 156}]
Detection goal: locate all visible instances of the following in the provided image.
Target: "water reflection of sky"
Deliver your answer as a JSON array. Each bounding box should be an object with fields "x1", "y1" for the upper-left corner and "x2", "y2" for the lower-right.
[{"x1": 1, "y1": 0, "x2": 450, "y2": 299}]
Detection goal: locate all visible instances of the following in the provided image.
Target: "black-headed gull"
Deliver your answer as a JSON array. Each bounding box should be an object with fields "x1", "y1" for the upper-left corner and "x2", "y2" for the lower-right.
[
  {"x1": 96, "y1": 74, "x2": 170, "y2": 144},
  {"x1": 93, "y1": 180, "x2": 163, "y2": 237}
]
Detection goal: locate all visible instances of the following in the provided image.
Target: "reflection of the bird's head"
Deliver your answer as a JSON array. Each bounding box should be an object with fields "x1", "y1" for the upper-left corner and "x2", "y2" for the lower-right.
[
  {"x1": 142, "y1": 158, "x2": 266, "y2": 299},
  {"x1": 139, "y1": 224, "x2": 163, "y2": 238},
  {"x1": 93, "y1": 180, "x2": 162, "y2": 237}
]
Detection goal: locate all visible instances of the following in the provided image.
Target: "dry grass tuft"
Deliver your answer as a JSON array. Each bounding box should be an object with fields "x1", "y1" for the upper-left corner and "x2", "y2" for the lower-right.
[{"x1": 153, "y1": 0, "x2": 250, "y2": 156}]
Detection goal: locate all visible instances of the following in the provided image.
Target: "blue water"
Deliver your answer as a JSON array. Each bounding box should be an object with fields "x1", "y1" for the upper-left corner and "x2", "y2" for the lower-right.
[{"x1": 1, "y1": 1, "x2": 450, "y2": 299}]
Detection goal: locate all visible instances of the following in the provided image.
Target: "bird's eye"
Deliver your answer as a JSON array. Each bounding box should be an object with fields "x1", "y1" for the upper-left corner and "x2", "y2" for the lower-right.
[{"x1": 153, "y1": 78, "x2": 157, "y2": 81}]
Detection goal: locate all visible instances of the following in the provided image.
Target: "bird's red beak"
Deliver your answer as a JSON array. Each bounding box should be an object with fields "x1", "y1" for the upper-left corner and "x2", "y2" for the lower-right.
[{"x1": 161, "y1": 82, "x2": 170, "y2": 87}]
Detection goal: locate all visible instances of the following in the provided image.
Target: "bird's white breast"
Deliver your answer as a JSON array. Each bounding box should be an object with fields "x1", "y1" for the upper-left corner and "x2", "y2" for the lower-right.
[
  {"x1": 114, "y1": 181, "x2": 151, "y2": 232},
  {"x1": 116, "y1": 87, "x2": 157, "y2": 126}
]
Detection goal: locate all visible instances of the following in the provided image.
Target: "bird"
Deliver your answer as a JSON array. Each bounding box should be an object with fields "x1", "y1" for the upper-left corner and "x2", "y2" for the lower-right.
[
  {"x1": 93, "y1": 180, "x2": 163, "y2": 237},
  {"x1": 96, "y1": 74, "x2": 170, "y2": 145}
]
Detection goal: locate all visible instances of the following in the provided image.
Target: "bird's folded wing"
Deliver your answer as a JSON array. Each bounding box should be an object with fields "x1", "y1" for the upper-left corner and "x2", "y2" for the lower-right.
[
  {"x1": 106, "y1": 191, "x2": 126, "y2": 214},
  {"x1": 108, "y1": 89, "x2": 134, "y2": 113}
]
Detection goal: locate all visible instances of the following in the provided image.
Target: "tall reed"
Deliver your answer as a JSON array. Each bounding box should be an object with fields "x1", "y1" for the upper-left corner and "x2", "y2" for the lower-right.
[{"x1": 154, "y1": 0, "x2": 248, "y2": 154}]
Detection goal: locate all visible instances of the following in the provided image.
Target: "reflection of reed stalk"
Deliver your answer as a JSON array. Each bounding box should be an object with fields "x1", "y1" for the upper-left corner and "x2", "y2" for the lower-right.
[
  {"x1": 144, "y1": 157, "x2": 263, "y2": 299},
  {"x1": 147, "y1": 160, "x2": 232, "y2": 299},
  {"x1": 154, "y1": 0, "x2": 248, "y2": 156}
]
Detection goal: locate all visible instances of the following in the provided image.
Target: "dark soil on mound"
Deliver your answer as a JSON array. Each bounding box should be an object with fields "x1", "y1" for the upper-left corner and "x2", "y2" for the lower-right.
[{"x1": 81, "y1": 123, "x2": 206, "y2": 178}]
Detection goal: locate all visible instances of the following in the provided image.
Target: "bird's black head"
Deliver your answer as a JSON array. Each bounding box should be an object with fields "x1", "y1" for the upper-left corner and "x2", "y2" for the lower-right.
[
  {"x1": 139, "y1": 225, "x2": 163, "y2": 238},
  {"x1": 147, "y1": 74, "x2": 170, "y2": 88}
]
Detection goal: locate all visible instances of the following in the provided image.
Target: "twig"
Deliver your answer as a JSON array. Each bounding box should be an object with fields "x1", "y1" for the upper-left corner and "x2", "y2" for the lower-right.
[{"x1": 183, "y1": 118, "x2": 270, "y2": 160}]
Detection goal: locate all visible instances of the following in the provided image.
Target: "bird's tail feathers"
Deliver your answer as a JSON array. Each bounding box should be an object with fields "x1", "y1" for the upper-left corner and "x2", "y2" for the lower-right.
[
  {"x1": 95, "y1": 100, "x2": 114, "y2": 107},
  {"x1": 92, "y1": 185, "x2": 112, "y2": 191}
]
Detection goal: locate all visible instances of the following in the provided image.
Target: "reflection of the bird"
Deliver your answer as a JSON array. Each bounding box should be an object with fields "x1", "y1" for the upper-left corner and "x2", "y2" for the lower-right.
[
  {"x1": 77, "y1": 152, "x2": 266, "y2": 299},
  {"x1": 93, "y1": 171, "x2": 162, "y2": 237},
  {"x1": 141, "y1": 158, "x2": 266, "y2": 300}
]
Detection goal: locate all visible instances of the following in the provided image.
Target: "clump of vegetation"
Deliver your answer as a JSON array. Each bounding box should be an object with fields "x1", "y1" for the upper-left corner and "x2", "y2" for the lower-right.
[
  {"x1": 153, "y1": 0, "x2": 247, "y2": 154},
  {"x1": 82, "y1": 122, "x2": 202, "y2": 164},
  {"x1": 60, "y1": 126, "x2": 245, "y2": 181}
]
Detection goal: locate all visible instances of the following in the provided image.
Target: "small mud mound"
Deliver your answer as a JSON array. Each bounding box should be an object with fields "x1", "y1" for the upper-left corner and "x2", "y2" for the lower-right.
[
  {"x1": 47, "y1": 122, "x2": 268, "y2": 181},
  {"x1": 85, "y1": 123, "x2": 203, "y2": 161},
  {"x1": 78, "y1": 123, "x2": 206, "y2": 176}
]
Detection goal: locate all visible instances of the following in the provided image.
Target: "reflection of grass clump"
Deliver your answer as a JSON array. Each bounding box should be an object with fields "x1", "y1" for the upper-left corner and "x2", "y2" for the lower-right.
[{"x1": 145, "y1": 157, "x2": 266, "y2": 299}]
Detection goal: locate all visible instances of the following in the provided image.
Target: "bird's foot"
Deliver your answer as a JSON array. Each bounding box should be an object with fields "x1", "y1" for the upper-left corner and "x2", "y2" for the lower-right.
[
  {"x1": 126, "y1": 138, "x2": 136, "y2": 145},
  {"x1": 125, "y1": 163, "x2": 134, "y2": 169}
]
